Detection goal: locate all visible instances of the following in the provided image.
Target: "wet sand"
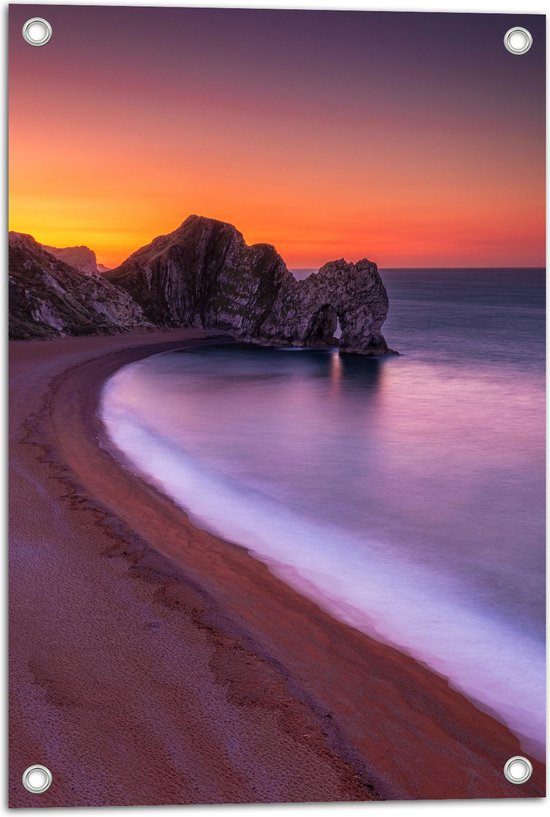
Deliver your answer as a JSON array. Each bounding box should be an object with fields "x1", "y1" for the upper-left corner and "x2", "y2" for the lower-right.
[{"x1": 9, "y1": 330, "x2": 545, "y2": 806}]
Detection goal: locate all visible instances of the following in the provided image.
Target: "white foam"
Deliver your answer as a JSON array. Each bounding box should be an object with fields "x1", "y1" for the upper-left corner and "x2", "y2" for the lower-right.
[{"x1": 100, "y1": 370, "x2": 546, "y2": 760}]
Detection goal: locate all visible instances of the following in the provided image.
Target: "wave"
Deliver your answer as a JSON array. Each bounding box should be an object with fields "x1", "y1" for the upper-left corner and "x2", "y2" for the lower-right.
[{"x1": 100, "y1": 361, "x2": 546, "y2": 760}]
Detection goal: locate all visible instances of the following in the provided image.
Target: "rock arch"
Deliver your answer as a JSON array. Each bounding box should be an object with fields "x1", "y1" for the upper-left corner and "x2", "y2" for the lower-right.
[
  {"x1": 303, "y1": 304, "x2": 338, "y2": 346},
  {"x1": 258, "y1": 258, "x2": 392, "y2": 355},
  {"x1": 106, "y1": 216, "x2": 393, "y2": 356}
]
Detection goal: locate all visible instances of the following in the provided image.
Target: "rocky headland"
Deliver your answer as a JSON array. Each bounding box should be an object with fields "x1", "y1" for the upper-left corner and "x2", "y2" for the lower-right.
[{"x1": 10, "y1": 216, "x2": 392, "y2": 354}]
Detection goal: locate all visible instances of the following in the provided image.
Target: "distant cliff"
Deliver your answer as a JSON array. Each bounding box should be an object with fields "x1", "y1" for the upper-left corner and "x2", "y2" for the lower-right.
[
  {"x1": 10, "y1": 216, "x2": 392, "y2": 354},
  {"x1": 106, "y1": 215, "x2": 391, "y2": 355},
  {"x1": 42, "y1": 243, "x2": 100, "y2": 275},
  {"x1": 9, "y1": 233, "x2": 150, "y2": 339}
]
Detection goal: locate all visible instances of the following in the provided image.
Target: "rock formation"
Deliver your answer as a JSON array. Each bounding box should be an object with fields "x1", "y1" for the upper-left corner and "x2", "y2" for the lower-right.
[
  {"x1": 42, "y1": 243, "x2": 100, "y2": 275},
  {"x1": 10, "y1": 217, "x2": 392, "y2": 353},
  {"x1": 258, "y1": 259, "x2": 390, "y2": 354},
  {"x1": 9, "y1": 233, "x2": 150, "y2": 339},
  {"x1": 106, "y1": 215, "x2": 391, "y2": 355}
]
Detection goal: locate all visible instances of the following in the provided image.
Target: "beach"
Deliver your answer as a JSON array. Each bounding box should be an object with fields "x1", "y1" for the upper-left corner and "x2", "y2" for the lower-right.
[{"x1": 9, "y1": 330, "x2": 545, "y2": 806}]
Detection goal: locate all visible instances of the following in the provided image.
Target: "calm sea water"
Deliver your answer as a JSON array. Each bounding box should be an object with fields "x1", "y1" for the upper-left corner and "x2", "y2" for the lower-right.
[{"x1": 101, "y1": 268, "x2": 545, "y2": 757}]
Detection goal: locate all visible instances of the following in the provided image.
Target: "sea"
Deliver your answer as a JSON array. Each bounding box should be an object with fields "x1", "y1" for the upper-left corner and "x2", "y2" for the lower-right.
[{"x1": 100, "y1": 267, "x2": 545, "y2": 758}]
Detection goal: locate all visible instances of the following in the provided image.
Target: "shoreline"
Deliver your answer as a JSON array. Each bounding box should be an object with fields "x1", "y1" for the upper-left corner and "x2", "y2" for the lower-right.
[{"x1": 9, "y1": 330, "x2": 545, "y2": 805}]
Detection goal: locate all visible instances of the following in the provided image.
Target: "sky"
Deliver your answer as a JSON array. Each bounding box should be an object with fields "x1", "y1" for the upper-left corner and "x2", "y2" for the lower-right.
[{"x1": 9, "y1": 5, "x2": 546, "y2": 269}]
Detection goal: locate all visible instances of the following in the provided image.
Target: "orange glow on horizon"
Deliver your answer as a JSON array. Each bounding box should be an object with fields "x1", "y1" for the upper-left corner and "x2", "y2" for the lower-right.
[
  {"x1": 9, "y1": 99, "x2": 544, "y2": 269},
  {"x1": 8, "y1": 6, "x2": 545, "y2": 270}
]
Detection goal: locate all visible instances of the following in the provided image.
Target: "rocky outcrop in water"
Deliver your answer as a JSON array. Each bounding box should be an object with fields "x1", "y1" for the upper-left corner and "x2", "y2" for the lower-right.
[
  {"x1": 107, "y1": 215, "x2": 391, "y2": 354},
  {"x1": 258, "y1": 258, "x2": 390, "y2": 354},
  {"x1": 9, "y1": 233, "x2": 150, "y2": 339}
]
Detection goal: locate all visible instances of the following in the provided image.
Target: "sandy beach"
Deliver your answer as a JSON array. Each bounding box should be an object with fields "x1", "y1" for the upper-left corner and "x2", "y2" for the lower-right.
[{"x1": 9, "y1": 330, "x2": 545, "y2": 806}]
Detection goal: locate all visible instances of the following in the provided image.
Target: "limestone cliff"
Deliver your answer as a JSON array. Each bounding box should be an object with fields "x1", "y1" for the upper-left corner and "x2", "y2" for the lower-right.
[
  {"x1": 258, "y1": 259, "x2": 390, "y2": 354},
  {"x1": 107, "y1": 215, "x2": 391, "y2": 355},
  {"x1": 42, "y1": 243, "x2": 100, "y2": 275},
  {"x1": 9, "y1": 233, "x2": 150, "y2": 339},
  {"x1": 10, "y1": 217, "x2": 392, "y2": 353}
]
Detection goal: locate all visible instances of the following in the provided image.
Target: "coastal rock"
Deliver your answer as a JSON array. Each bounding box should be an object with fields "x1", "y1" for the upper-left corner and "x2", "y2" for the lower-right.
[
  {"x1": 42, "y1": 243, "x2": 100, "y2": 275},
  {"x1": 258, "y1": 259, "x2": 390, "y2": 354},
  {"x1": 9, "y1": 233, "x2": 151, "y2": 339},
  {"x1": 107, "y1": 215, "x2": 392, "y2": 355},
  {"x1": 107, "y1": 215, "x2": 289, "y2": 333}
]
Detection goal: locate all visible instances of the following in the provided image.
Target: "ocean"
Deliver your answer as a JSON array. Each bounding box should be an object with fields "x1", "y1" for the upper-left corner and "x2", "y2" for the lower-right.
[{"x1": 100, "y1": 268, "x2": 545, "y2": 757}]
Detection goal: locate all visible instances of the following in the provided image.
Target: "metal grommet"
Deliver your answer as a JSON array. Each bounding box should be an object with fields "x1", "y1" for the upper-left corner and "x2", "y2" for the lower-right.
[
  {"x1": 503, "y1": 755, "x2": 533, "y2": 784},
  {"x1": 22, "y1": 18, "x2": 53, "y2": 47},
  {"x1": 22, "y1": 764, "x2": 53, "y2": 794},
  {"x1": 503, "y1": 27, "x2": 533, "y2": 55}
]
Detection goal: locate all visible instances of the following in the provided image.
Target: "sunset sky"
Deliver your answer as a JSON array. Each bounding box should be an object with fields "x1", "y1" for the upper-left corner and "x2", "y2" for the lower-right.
[{"x1": 9, "y1": 6, "x2": 545, "y2": 269}]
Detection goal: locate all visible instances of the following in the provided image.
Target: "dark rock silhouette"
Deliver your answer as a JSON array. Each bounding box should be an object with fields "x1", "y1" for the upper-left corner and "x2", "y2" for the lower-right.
[
  {"x1": 9, "y1": 233, "x2": 150, "y2": 339},
  {"x1": 106, "y1": 215, "x2": 392, "y2": 355},
  {"x1": 10, "y1": 217, "x2": 392, "y2": 353},
  {"x1": 258, "y1": 258, "x2": 390, "y2": 354}
]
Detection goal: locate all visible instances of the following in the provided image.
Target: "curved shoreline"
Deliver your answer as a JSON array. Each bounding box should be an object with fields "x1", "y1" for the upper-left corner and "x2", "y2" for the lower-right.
[
  {"x1": 99, "y1": 348, "x2": 545, "y2": 759},
  {"x1": 9, "y1": 330, "x2": 545, "y2": 805}
]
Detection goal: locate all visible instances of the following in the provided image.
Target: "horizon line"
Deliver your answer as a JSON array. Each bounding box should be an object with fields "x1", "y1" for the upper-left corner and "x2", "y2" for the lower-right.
[
  {"x1": 9, "y1": 231, "x2": 546, "y2": 273},
  {"x1": 291, "y1": 266, "x2": 547, "y2": 271}
]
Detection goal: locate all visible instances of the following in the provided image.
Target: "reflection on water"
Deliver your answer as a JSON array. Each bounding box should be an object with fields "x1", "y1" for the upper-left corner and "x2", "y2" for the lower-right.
[
  {"x1": 101, "y1": 268, "x2": 545, "y2": 758},
  {"x1": 329, "y1": 349, "x2": 342, "y2": 390}
]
